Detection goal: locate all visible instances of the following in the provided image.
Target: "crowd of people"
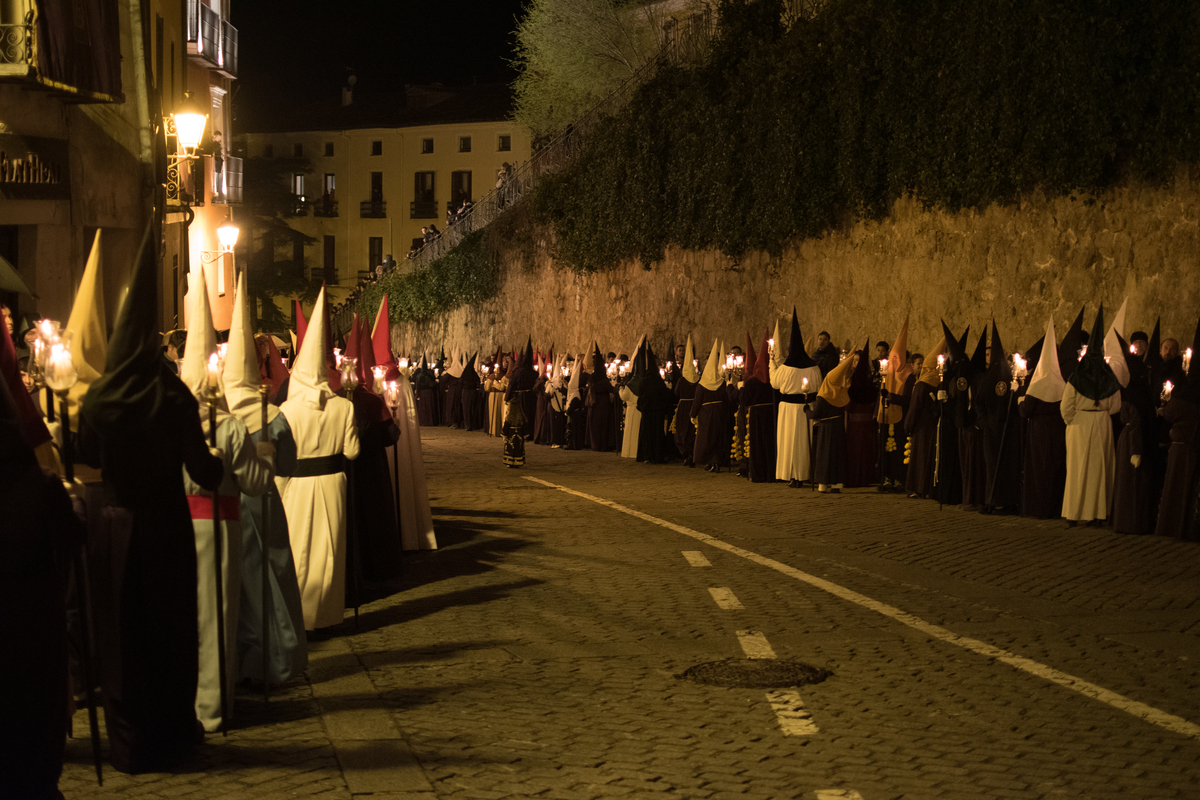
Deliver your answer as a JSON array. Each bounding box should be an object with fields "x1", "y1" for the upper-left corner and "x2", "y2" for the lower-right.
[
  {"x1": 2, "y1": 238, "x2": 433, "y2": 793},
  {"x1": 411, "y1": 303, "x2": 1200, "y2": 539}
]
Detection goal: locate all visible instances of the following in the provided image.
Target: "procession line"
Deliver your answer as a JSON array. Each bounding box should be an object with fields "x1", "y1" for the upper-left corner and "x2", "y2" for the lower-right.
[
  {"x1": 709, "y1": 587, "x2": 745, "y2": 610},
  {"x1": 523, "y1": 476, "x2": 1200, "y2": 742}
]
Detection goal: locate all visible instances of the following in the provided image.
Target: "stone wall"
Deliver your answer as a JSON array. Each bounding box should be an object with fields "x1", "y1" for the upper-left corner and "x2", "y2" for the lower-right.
[{"x1": 391, "y1": 169, "x2": 1200, "y2": 362}]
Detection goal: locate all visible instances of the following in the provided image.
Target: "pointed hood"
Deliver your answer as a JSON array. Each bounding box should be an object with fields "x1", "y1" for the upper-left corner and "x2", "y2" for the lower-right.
[
  {"x1": 1104, "y1": 297, "x2": 1130, "y2": 388},
  {"x1": 64, "y1": 229, "x2": 107, "y2": 431},
  {"x1": 627, "y1": 334, "x2": 647, "y2": 396},
  {"x1": 447, "y1": 345, "x2": 465, "y2": 378},
  {"x1": 639, "y1": 343, "x2": 669, "y2": 400},
  {"x1": 1145, "y1": 318, "x2": 1163, "y2": 373},
  {"x1": 817, "y1": 350, "x2": 856, "y2": 408},
  {"x1": 976, "y1": 320, "x2": 1014, "y2": 417},
  {"x1": 371, "y1": 294, "x2": 393, "y2": 366},
  {"x1": 1023, "y1": 334, "x2": 1046, "y2": 378},
  {"x1": 784, "y1": 308, "x2": 816, "y2": 369},
  {"x1": 461, "y1": 351, "x2": 480, "y2": 388},
  {"x1": 919, "y1": 337, "x2": 947, "y2": 388},
  {"x1": 770, "y1": 319, "x2": 782, "y2": 365},
  {"x1": 941, "y1": 320, "x2": 968, "y2": 366},
  {"x1": 1069, "y1": 305, "x2": 1120, "y2": 402},
  {"x1": 744, "y1": 333, "x2": 757, "y2": 379},
  {"x1": 180, "y1": 264, "x2": 221, "y2": 405},
  {"x1": 84, "y1": 220, "x2": 197, "y2": 436},
  {"x1": 884, "y1": 315, "x2": 912, "y2": 394},
  {"x1": 700, "y1": 338, "x2": 723, "y2": 391},
  {"x1": 0, "y1": 310, "x2": 52, "y2": 451},
  {"x1": 358, "y1": 315, "x2": 380, "y2": 392},
  {"x1": 849, "y1": 337, "x2": 875, "y2": 403},
  {"x1": 294, "y1": 298, "x2": 309, "y2": 351},
  {"x1": 225, "y1": 273, "x2": 280, "y2": 433},
  {"x1": 1058, "y1": 306, "x2": 1086, "y2": 381},
  {"x1": 1026, "y1": 316, "x2": 1066, "y2": 403},
  {"x1": 969, "y1": 330, "x2": 988, "y2": 374},
  {"x1": 567, "y1": 351, "x2": 582, "y2": 404},
  {"x1": 344, "y1": 313, "x2": 362, "y2": 366},
  {"x1": 289, "y1": 285, "x2": 337, "y2": 406},
  {"x1": 752, "y1": 330, "x2": 771, "y2": 384},
  {"x1": 1119, "y1": 330, "x2": 1154, "y2": 416},
  {"x1": 260, "y1": 333, "x2": 289, "y2": 395},
  {"x1": 680, "y1": 335, "x2": 699, "y2": 384},
  {"x1": 523, "y1": 336, "x2": 534, "y2": 371}
]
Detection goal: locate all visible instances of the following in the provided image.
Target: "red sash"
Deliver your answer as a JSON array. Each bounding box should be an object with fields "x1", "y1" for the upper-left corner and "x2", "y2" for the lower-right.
[{"x1": 187, "y1": 494, "x2": 242, "y2": 521}]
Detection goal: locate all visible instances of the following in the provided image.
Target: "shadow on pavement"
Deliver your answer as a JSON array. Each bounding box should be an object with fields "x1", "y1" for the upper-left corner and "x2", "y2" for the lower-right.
[{"x1": 348, "y1": 577, "x2": 544, "y2": 636}]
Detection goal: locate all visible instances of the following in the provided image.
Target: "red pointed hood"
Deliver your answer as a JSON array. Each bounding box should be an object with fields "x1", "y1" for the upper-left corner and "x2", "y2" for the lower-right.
[
  {"x1": 752, "y1": 330, "x2": 771, "y2": 383},
  {"x1": 744, "y1": 332, "x2": 757, "y2": 378},
  {"x1": 371, "y1": 295, "x2": 393, "y2": 366}
]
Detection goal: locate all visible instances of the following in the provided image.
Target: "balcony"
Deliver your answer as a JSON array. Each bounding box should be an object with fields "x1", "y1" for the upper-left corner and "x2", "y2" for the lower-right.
[
  {"x1": 314, "y1": 198, "x2": 339, "y2": 217},
  {"x1": 217, "y1": 21, "x2": 238, "y2": 79},
  {"x1": 212, "y1": 155, "x2": 242, "y2": 204},
  {"x1": 410, "y1": 200, "x2": 438, "y2": 219},
  {"x1": 360, "y1": 200, "x2": 386, "y2": 219},
  {"x1": 187, "y1": 0, "x2": 220, "y2": 68},
  {"x1": 0, "y1": 5, "x2": 35, "y2": 82},
  {"x1": 1, "y1": 0, "x2": 121, "y2": 102}
]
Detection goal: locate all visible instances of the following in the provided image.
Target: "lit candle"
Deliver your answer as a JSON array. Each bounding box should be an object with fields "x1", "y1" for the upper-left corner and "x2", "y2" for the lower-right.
[
  {"x1": 801, "y1": 377, "x2": 809, "y2": 391},
  {"x1": 1186, "y1": 348, "x2": 1193, "y2": 373},
  {"x1": 1163, "y1": 380, "x2": 1175, "y2": 403},
  {"x1": 399, "y1": 357, "x2": 409, "y2": 369},
  {"x1": 373, "y1": 366, "x2": 386, "y2": 382},
  {"x1": 207, "y1": 353, "x2": 220, "y2": 389},
  {"x1": 44, "y1": 342, "x2": 78, "y2": 393},
  {"x1": 880, "y1": 358, "x2": 889, "y2": 371},
  {"x1": 1079, "y1": 344, "x2": 1087, "y2": 361},
  {"x1": 217, "y1": 342, "x2": 228, "y2": 361}
]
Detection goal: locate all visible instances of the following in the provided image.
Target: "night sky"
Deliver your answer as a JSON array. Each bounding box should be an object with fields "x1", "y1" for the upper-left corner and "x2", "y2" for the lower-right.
[{"x1": 231, "y1": 0, "x2": 529, "y2": 129}]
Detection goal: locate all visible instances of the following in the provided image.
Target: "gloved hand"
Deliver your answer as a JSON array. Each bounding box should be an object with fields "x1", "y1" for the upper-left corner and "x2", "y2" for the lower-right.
[
  {"x1": 209, "y1": 447, "x2": 225, "y2": 461},
  {"x1": 1131, "y1": 454, "x2": 1142, "y2": 468},
  {"x1": 256, "y1": 441, "x2": 276, "y2": 460},
  {"x1": 937, "y1": 390, "x2": 948, "y2": 402}
]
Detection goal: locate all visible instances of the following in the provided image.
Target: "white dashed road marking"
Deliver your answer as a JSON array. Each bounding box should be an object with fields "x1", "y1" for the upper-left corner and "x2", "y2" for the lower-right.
[
  {"x1": 815, "y1": 790, "x2": 865, "y2": 800},
  {"x1": 525, "y1": 476, "x2": 1200, "y2": 743},
  {"x1": 708, "y1": 587, "x2": 744, "y2": 610},
  {"x1": 767, "y1": 690, "x2": 820, "y2": 736},
  {"x1": 682, "y1": 550, "x2": 712, "y2": 567},
  {"x1": 736, "y1": 629, "x2": 777, "y2": 660}
]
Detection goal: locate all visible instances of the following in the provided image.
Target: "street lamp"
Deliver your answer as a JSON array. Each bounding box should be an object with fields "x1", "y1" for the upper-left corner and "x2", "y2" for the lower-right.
[
  {"x1": 165, "y1": 92, "x2": 209, "y2": 204},
  {"x1": 201, "y1": 216, "x2": 239, "y2": 297}
]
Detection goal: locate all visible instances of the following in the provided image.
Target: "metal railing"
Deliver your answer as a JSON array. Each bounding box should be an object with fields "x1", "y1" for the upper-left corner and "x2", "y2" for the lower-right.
[
  {"x1": 0, "y1": 3, "x2": 35, "y2": 78},
  {"x1": 225, "y1": 156, "x2": 243, "y2": 203},
  {"x1": 410, "y1": 200, "x2": 438, "y2": 219},
  {"x1": 360, "y1": 200, "x2": 386, "y2": 218},
  {"x1": 219, "y1": 20, "x2": 238, "y2": 79},
  {"x1": 187, "y1": 1, "x2": 220, "y2": 66},
  {"x1": 313, "y1": 198, "x2": 338, "y2": 217}
]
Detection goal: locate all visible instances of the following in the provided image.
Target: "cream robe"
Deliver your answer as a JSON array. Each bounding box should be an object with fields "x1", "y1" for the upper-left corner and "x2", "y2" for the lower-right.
[
  {"x1": 771, "y1": 362, "x2": 822, "y2": 481},
  {"x1": 278, "y1": 393, "x2": 360, "y2": 629},
  {"x1": 387, "y1": 371, "x2": 437, "y2": 550},
  {"x1": 1060, "y1": 383, "x2": 1121, "y2": 521},
  {"x1": 183, "y1": 414, "x2": 273, "y2": 732},
  {"x1": 618, "y1": 384, "x2": 642, "y2": 459}
]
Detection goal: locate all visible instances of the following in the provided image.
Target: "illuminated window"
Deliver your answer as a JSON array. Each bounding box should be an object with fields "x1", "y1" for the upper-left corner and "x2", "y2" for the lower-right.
[{"x1": 498, "y1": 135, "x2": 511, "y2": 152}]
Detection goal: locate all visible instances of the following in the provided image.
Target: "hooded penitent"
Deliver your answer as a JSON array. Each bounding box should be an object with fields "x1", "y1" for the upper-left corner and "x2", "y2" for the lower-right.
[
  {"x1": 919, "y1": 338, "x2": 947, "y2": 388},
  {"x1": 179, "y1": 266, "x2": 227, "y2": 424},
  {"x1": 1104, "y1": 297, "x2": 1130, "y2": 388},
  {"x1": 371, "y1": 295, "x2": 393, "y2": 366},
  {"x1": 817, "y1": 351, "x2": 856, "y2": 408},
  {"x1": 1027, "y1": 316, "x2": 1066, "y2": 403},
  {"x1": 848, "y1": 336, "x2": 874, "y2": 404},
  {"x1": 744, "y1": 334, "x2": 757, "y2": 380},
  {"x1": 752, "y1": 330, "x2": 771, "y2": 384},
  {"x1": 1058, "y1": 306, "x2": 1086, "y2": 381},
  {"x1": 681, "y1": 335, "x2": 699, "y2": 384},
  {"x1": 969, "y1": 329, "x2": 988, "y2": 376},
  {"x1": 1145, "y1": 318, "x2": 1163, "y2": 374},
  {"x1": 294, "y1": 299, "x2": 309, "y2": 351},
  {"x1": 1069, "y1": 305, "x2": 1121, "y2": 402},
  {"x1": 64, "y1": 229, "x2": 107, "y2": 430},
  {"x1": 627, "y1": 335, "x2": 647, "y2": 396},
  {"x1": 699, "y1": 338, "x2": 723, "y2": 391},
  {"x1": 879, "y1": 315, "x2": 912, "y2": 423},
  {"x1": 289, "y1": 285, "x2": 337, "y2": 408},
  {"x1": 784, "y1": 308, "x2": 817, "y2": 370},
  {"x1": 225, "y1": 273, "x2": 280, "y2": 433},
  {"x1": 770, "y1": 319, "x2": 782, "y2": 365},
  {"x1": 1023, "y1": 334, "x2": 1046, "y2": 378},
  {"x1": 975, "y1": 320, "x2": 1014, "y2": 418}
]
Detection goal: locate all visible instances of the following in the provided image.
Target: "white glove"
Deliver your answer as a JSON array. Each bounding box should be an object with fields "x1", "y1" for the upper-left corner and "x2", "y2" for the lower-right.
[
  {"x1": 1131, "y1": 454, "x2": 1142, "y2": 468},
  {"x1": 937, "y1": 390, "x2": 948, "y2": 402}
]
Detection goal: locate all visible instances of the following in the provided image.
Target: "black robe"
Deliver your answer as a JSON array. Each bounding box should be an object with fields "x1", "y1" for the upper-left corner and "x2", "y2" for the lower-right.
[
  {"x1": 348, "y1": 391, "x2": 402, "y2": 588},
  {"x1": 1154, "y1": 396, "x2": 1200, "y2": 540},
  {"x1": 975, "y1": 376, "x2": 1022, "y2": 510},
  {"x1": 808, "y1": 396, "x2": 847, "y2": 486},
  {"x1": 533, "y1": 376, "x2": 551, "y2": 444},
  {"x1": 742, "y1": 378, "x2": 777, "y2": 483},
  {"x1": 1112, "y1": 401, "x2": 1155, "y2": 534},
  {"x1": 565, "y1": 374, "x2": 589, "y2": 451},
  {"x1": 730, "y1": 382, "x2": 750, "y2": 477},
  {"x1": 1018, "y1": 396, "x2": 1066, "y2": 519},
  {"x1": 637, "y1": 377, "x2": 678, "y2": 463},
  {"x1": 904, "y1": 381, "x2": 940, "y2": 497},
  {"x1": 844, "y1": 400, "x2": 877, "y2": 487},
  {"x1": 690, "y1": 382, "x2": 730, "y2": 468},
  {"x1": 460, "y1": 376, "x2": 483, "y2": 432},
  {"x1": 673, "y1": 378, "x2": 698, "y2": 463},
  {"x1": 413, "y1": 371, "x2": 439, "y2": 426},
  {"x1": 587, "y1": 374, "x2": 616, "y2": 452}
]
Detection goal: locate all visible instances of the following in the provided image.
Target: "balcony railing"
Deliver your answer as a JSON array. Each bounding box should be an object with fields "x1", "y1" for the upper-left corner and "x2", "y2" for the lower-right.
[
  {"x1": 187, "y1": 1, "x2": 220, "y2": 67},
  {"x1": 1, "y1": 0, "x2": 120, "y2": 102},
  {"x1": 360, "y1": 200, "x2": 386, "y2": 219},
  {"x1": 314, "y1": 198, "x2": 339, "y2": 217},
  {"x1": 0, "y1": 4, "x2": 35, "y2": 81},
  {"x1": 218, "y1": 21, "x2": 238, "y2": 79},
  {"x1": 410, "y1": 200, "x2": 438, "y2": 219},
  {"x1": 211, "y1": 155, "x2": 242, "y2": 204}
]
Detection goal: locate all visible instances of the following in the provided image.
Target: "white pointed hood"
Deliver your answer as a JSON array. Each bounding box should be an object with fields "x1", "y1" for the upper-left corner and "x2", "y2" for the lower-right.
[
  {"x1": 180, "y1": 266, "x2": 231, "y2": 428},
  {"x1": 681, "y1": 335, "x2": 699, "y2": 384},
  {"x1": 700, "y1": 338, "x2": 723, "y2": 391},
  {"x1": 1027, "y1": 315, "x2": 1067, "y2": 403},
  {"x1": 771, "y1": 318, "x2": 782, "y2": 365},
  {"x1": 289, "y1": 285, "x2": 336, "y2": 407},
  {"x1": 448, "y1": 346, "x2": 465, "y2": 378},
  {"x1": 1104, "y1": 296, "x2": 1130, "y2": 388},
  {"x1": 64, "y1": 229, "x2": 107, "y2": 431},
  {"x1": 568, "y1": 352, "x2": 582, "y2": 404},
  {"x1": 225, "y1": 272, "x2": 280, "y2": 433}
]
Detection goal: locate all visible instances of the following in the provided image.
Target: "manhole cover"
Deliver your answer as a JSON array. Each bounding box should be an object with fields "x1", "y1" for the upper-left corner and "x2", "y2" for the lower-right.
[{"x1": 678, "y1": 659, "x2": 832, "y2": 688}]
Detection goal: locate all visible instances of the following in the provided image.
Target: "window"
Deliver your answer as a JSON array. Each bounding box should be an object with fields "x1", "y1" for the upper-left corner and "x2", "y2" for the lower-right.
[
  {"x1": 292, "y1": 173, "x2": 305, "y2": 199},
  {"x1": 324, "y1": 142, "x2": 334, "y2": 157},
  {"x1": 370, "y1": 171, "x2": 383, "y2": 201},
  {"x1": 421, "y1": 138, "x2": 433, "y2": 154},
  {"x1": 323, "y1": 173, "x2": 336, "y2": 194},
  {"x1": 458, "y1": 136, "x2": 471, "y2": 153},
  {"x1": 498, "y1": 135, "x2": 511, "y2": 152},
  {"x1": 412, "y1": 171, "x2": 436, "y2": 218},
  {"x1": 451, "y1": 171, "x2": 472, "y2": 207},
  {"x1": 368, "y1": 237, "x2": 383, "y2": 271},
  {"x1": 293, "y1": 143, "x2": 303, "y2": 157},
  {"x1": 263, "y1": 144, "x2": 273, "y2": 158},
  {"x1": 323, "y1": 235, "x2": 336, "y2": 284},
  {"x1": 371, "y1": 140, "x2": 383, "y2": 156}
]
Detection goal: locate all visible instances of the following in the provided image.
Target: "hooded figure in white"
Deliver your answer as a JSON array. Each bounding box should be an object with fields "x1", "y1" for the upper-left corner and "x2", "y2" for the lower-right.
[
  {"x1": 618, "y1": 335, "x2": 646, "y2": 459},
  {"x1": 278, "y1": 286, "x2": 360, "y2": 630},
  {"x1": 180, "y1": 266, "x2": 273, "y2": 732},
  {"x1": 771, "y1": 309, "x2": 823, "y2": 485},
  {"x1": 224, "y1": 274, "x2": 308, "y2": 685}
]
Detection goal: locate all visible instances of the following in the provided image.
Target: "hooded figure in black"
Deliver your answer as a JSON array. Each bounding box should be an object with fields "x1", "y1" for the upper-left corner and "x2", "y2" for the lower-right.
[
  {"x1": 1112, "y1": 332, "x2": 1158, "y2": 535},
  {"x1": 586, "y1": 343, "x2": 617, "y2": 452},
  {"x1": 951, "y1": 328, "x2": 988, "y2": 507},
  {"x1": 413, "y1": 355, "x2": 439, "y2": 426},
  {"x1": 739, "y1": 330, "x2": 777, "y2": 483},
  {"x1": 81, "y1": 222, "x2": 224, "y2": 773},
  {"x1": 673, "y1": 336, "x2": 700, "y2": 465},
  {"x1": 0, "y1": 352, "x2": 86, "y2": 798},
  {"x1": 974, "y1": 321, "x2": 1021, "y2": 513},
  {"x1": 925, "y1": 322, "x2": 965, "y2": 506},
  {"x1": 1018, "y1": 317, "x2": 1067, "y2": 519},
  {"x1": 636, "y1": 345, "x2": 678, "y2": 463},
  {"x1": 503, "y1": 341, "x2": 537, "y2": 467},
  {"x1": 516, "y1": 339, "x2": 538, "y2": 438},
  {"x1": 690, "y1": 339, "x2": 733, "y2": 472},
  {"x1": 845, "y1": 337, "x2": 879, "y2": 487},
  {"x1": 1061, "y1": 306, "x2": 1122, "y2": 525},
  {"x1": 1156, "y1": 316, "x2": 1200, "y2": 540},
  {"x1": 460, "y1": 353, "x2": 483, "y2": 432}
]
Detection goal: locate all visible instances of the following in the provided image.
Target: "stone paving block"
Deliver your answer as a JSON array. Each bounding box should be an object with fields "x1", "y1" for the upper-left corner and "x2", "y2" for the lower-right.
[{"x1": 334, "y1": 739, "x2": 432, "y2": 794}]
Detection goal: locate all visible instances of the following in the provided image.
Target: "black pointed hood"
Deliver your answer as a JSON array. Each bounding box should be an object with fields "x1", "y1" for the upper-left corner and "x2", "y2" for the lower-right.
[
  {"x1": 627, "y1": 336, "x2": 648, "y2": 396},
  {"x1": 849, "y1": 336, "x2": 875, "y2": 403},
  {"x1": 461, "y1": 351, "x2": 480, "y2": 387},
  {"x1": 1119, "y1": 331, "x2": 1155, "y2": 419},
  {"x1": 1058, "y1": 306, "x2": 1086, "y2": 381},
  {"x1": 969, "y1": 330, "x2": 988, "y2": 375},
  {"x1": 590, "y1": 342, "x2": 613, "y2": 393},
  {"x1": 522, "y1": 336, "x2": 534, "y2": 369},
  {"x1": 941, "y1": 320, "x2": 967, "y2": 365},
  {"x1": 976, "y1": 320, "x2": 1013, "y2": 416},
  {"x1": 1023, "y1": 334, "x2": 1046, "y2": 377},
  {"x1": 83, "y1": 220, "x2": 197, "y2": 436},
  {"x1": 784, "y1": 308, "x2": 816, "y2": 369},
  {"x1": 1144, "y1": 318, "x2": 1163, "y2": 373},
  {"x1": 1069, "y1": 305, "x2": 1120, "y2": 402}
]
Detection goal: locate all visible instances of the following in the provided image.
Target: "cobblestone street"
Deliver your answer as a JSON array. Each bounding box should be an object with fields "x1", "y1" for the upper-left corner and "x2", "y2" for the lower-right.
[{"x1": 60, "y1": 426, "x2": 1200, "y2": 799}]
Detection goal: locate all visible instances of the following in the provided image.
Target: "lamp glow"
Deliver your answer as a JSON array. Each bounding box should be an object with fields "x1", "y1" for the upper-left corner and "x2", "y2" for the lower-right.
[
  {"x1": 173, "y1": 95, "x2": 208, "y2": 151},
  {"x1": 216, "y1": 222, "x2": 240, "y2": 251}
]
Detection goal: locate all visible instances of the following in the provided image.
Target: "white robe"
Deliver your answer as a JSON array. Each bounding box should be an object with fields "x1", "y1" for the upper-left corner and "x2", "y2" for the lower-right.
[
  {"x1": 771, "y1": 362, "x2": 822, "y2": 481},
  {"x1": 1060, "y1": 383, "x2": 1120, "y2": 521},
  {"x1": 184, "y1": 414, "x2": 273, "y2": 732},
  {"x1": 618, "y1": 384, "x2": 642, "y2": 459},
  {"x1": 386, "y1": 371, "x2": 437, "y2": 550},
  {"x1": 279, "y1": 393, "x2": 360, "y2": 629}
]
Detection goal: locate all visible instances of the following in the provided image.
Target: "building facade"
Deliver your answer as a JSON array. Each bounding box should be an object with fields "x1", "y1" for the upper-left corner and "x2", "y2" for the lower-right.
[
  {"x1": 238, "y1": 84, "x2": 530, "y2": 318},
  {"x1": 0, "y1": 0, "x2": 241, "y2": 335}
]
